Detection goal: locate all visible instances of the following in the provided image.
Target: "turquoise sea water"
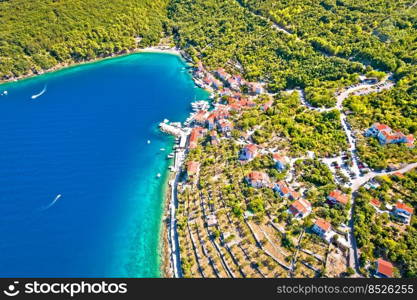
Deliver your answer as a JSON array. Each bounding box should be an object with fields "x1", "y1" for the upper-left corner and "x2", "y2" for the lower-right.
[{"x1": 0, "y1": 53, "x2": 207, "y2": 277}]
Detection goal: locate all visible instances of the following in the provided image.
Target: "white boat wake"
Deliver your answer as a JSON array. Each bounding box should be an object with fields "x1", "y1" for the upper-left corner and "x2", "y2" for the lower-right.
[
  {"x1": 31, "y1": 85, "x2": 47, "y2": 99},
  {"x1": 42, "y1": 194, "x2": 62, "y2": 210}
]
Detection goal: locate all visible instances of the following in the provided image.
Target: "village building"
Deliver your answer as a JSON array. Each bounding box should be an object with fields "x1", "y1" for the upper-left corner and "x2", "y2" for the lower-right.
[
  {"x1": 206, "y1": 214, "x2": 218, "y2": 227},
  {"x1": 273, "y1": 181, "x2": 291, "y2": 198},
  {"x1": 369, "y1": 198, "x2": 381, "y2": 209},
  {"x1": 393, "y1": 201, "x2": 414, "y2": 224},
  {"x1": 289, "y1": 190, "x2": 301, "y2": 200},
  {"x1": 327, "y1": 190, "x2": 349, "y2": 206},
  {"x1": 206, "y1": 114, "x2": 216, "y2": 130},
  {"x1": 216, "y1": 68, "x2": 230, "y2": 81},
  {"x1": 375, "y1": 258, "x2": 394, "y2": 278},
  {"x1": 188, "y1": 127, "x2": 205, "y2": 149},
  {"x1": 365, "y1": 123, "x2": 414, "y2": 148},
  {"x1": 245, "y1": 171, "x2": 270, "y2": 188},
  {"x1": 186, "y1": 161, "x2": 200, "y2": 184},
  {"x1": 209, "y1": 130, "x2": 219, "y2": 145},
  {"x1": 288, "y1": 199, "x2": 312, "y2": 218},
  {"x1": 239, "y1": 144, "x2": 258, "y2": 161},
  {"x1": 312, "y1": 218, "x2": 333, "y2": 242},
  {"x1": 217, "y1": 119, "x2": 233, "y2": 134},
  {"x1": 212, "y1": 78, "x2": 223, "y2": 90},
  {"x1": 272, "y1": 153, "x2": 288, "y2": 171},
  {"x1": 195, "y1": 61, "x2": 205, "y2": 78},
  {"x1": 227, "y1": 76, "x2": 240, "y2": 91},
  {"x1": 192, "y1": 110, "x2": 208, "y2": 127},
  {"x1": 247, "y1": 82, "x2": 264, "y2": 95},
  {"x1": 218, "y1": 88, "x2": 232, "y2": 97}
]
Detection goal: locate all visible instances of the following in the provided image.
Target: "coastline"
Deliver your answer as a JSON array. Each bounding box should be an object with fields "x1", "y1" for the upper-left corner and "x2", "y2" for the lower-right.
[
  {"x1": 0, "y1": 46, "x2": 183, "y2": 86},
  {"x1": 1, "y1": 44, "x2": 194, "y2": 278}
]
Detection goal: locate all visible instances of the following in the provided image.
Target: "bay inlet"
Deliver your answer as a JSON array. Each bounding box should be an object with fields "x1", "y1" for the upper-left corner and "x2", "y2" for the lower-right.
[{"x1": 0, "y1": 53, "x2": 208, "y2": 277}]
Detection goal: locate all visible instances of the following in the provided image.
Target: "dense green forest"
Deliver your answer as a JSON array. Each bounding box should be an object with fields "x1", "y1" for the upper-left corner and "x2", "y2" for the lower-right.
[
  {"x1": 167, "y1": 0, "x2": 363, "y2": 91},
  {"x1": 0, "y1": 0, "x2": 168, "y2": 79},
  {"x1": 240, "y1": 0, "x2": 417, "y2": 74}
]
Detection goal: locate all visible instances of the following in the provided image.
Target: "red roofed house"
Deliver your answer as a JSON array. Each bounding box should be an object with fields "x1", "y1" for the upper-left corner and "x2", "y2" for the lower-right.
[
  {"x1": 370, "y1": 198, "x2": 381, "y2": 209},
  {"x1": 217, "y1": 119, "x2": 233, "y2": 134},
  {"x1": 227, "y1": 76, "x2": 240, "y2": 91},
  {"x1": 219, "y1": 88, "x2": 232, "y2": 97},
  {"x1": 288, "y1": 199, "x2": 312, "y2": 219},
  {"x1": 239, "y1": 144, "x2": 258, "y2": 161},
  {"x1": 212, "y1": 78, "x2": 223, "y2": 90},
  {"x1": 245, "y1": 171, "x2": 270, "y2": 188},
  {"x1": 327, "y1": 190, "x2": 349, "y2": 206},
  {"x1": 203, "y1": 76, "x2": 212, "y2": 87},
  {"x1": 229, "y1": 102, "x2": 243, "y2": 112},
  {"x1": 206, "y1": 106, "x2": 230, "y2": 130},
  {"x1": 394, "y1": 172, "x2": 405, "y2": 179},
  {"x1": 289, "y1": 190, "x2": 301, "y2": 200},
  {"x1": 376, "y1": 258, "x2": 394, "y2": 278},
  {"x1": 210, "y1": 130, "x2": 219, "y2": 145},
  {"x1": 188, "y1": 127, "x2": 205, "y2": 149},
  {"x1": 216, "y1": 68, "x2": 230, "y2": 81},
  {"x1": 240, "y1": 98, "x2": 256, "y2": 108},
  {"x1": 406, "y1": 134, "x2": 415, "y2": 148},
  {"x1": 312, "y1": 218, "x2": 332, "y2": 242},
  {"x1": 193, "y1": 110, "x2": 208, "y2": 127},
  {"x1": 393, "y1": 201, "x2": 414, "y2": 224},
  {"x1": 365, "y1": 123, "x2": 414, "y2": 147},
  {"x1": 186, "y1": 161, "x2": 200, "y2": 184},
  {"x1": 273, "y1": 181, "x2": 291, "y2": 198},
  {"x1": 273, "y1": 153, "x2": 289, "y2": 171},
  {"x1": 206, "y1": 114, "x2": 216, "y2": 130},
  {"x1": 197, "y1": 61, "x2": 204, "y2": 73},
  {"x1": 247, "y1": 82, "x2": 264, "y2": 95}
]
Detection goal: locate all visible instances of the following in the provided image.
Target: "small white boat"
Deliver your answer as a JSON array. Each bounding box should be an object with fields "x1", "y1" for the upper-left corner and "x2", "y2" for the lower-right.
[
  {"x1": 156, "y1": 173, "x2": 161, "y2": 178},
  {"x1": 147, "y1": 140, "x2": 151, "y2": 144},
  {"x1": 1, "y1": 90, "x2": 8, "y2": 96},
  {"x1": 31, "y1": 85, "x2": 47, "y2": 99},
  {"x1": 160, "y1": 148, "x2": 166, "y2": 151}
]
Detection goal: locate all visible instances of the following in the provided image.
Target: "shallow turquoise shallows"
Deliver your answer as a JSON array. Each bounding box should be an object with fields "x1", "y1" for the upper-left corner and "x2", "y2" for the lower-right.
[{"x1": 0, "y1": 53, "x2": 207, "y2": 277}]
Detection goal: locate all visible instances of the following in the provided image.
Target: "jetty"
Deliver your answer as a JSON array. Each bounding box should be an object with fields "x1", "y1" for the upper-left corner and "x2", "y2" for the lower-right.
[{"x1": 159, "y1": 122, "x2": 186, "y2": 137}]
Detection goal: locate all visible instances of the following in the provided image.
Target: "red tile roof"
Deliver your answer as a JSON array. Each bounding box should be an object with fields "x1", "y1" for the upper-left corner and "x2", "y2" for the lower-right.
[
  {"x1": 289, "y1": 199, "x2": 311, "y2": 216},
  {"x1": 394, "y1": 172, "x2": 405, "y2": 178},
  {"x1": 377, "y1": 258, "x2": 394, "y2": 277},
  {"x1": 187, "y1": 161, "x2": 200, "y2": 175},
  {"x1": 248, "y1": 171, "x2": 269, "y2": 182},
  {"x1": 189, "y1": 127, "x2": 204, "y2": 149},
  {"x1": 245, "y1": 144, "x2": 257, "y2": 153},
  {"x1": 273, "y1": 153, "x2": 287, "y2": 163},
  {"x1": 290, "y1": 190, "x2": 301, "y2": 200},
  {"x1": 406, "y1": 134, "x2": 414, "y2": 147},
  {"x1": 193, "y1": 110, "x2": 208, "y2": 123},
  {"x1": 218, "y1": 119, "x2": 233, "y2": 129},
  {"x1": 374, "y1": 123, "x2": 390, "y2": 131},
  {"x1": 277, "y1": 181, "x2": 290, "y2": 195},
  {"x1": 328, "y1": 190, "x2": 349, "y2": 205},
  {"x1": 370, "y1": 198, "x2": 381, "y2": 208},
  {"x1": 315, "y1": 218, "x2": 331, "y2": 232},
  {"x1": 396, "y1": 202, "x2": 414, "y2": 214}
]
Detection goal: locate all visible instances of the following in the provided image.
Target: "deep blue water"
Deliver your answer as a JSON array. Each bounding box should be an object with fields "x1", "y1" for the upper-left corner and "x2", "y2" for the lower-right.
[{"x1": 0, "y1": 53, "x2": 207, "y2": 277}]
